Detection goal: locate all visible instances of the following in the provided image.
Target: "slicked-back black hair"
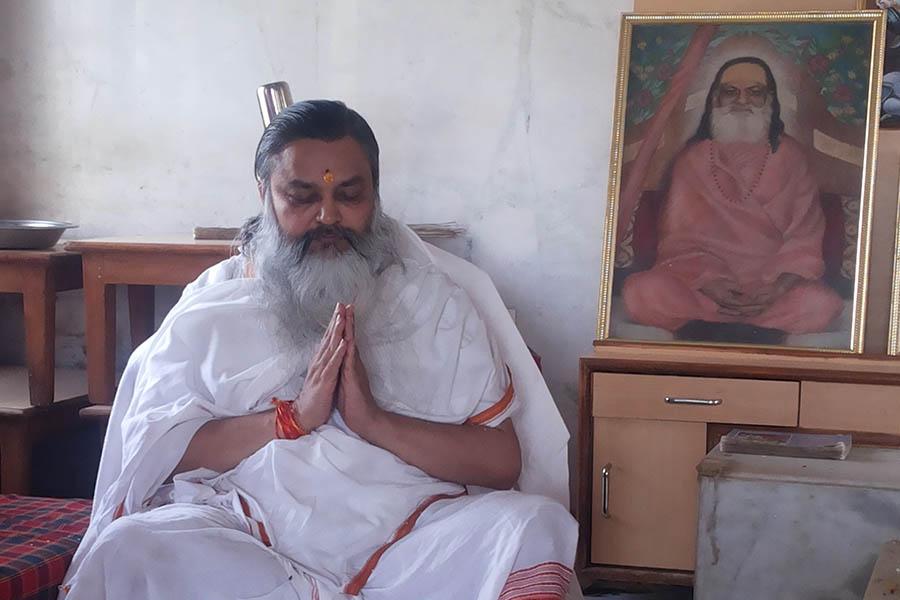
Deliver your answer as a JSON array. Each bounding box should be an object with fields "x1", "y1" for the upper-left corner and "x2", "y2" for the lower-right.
[{"x1": 254, "y1": 99, "x2": 380, "y2": 190}]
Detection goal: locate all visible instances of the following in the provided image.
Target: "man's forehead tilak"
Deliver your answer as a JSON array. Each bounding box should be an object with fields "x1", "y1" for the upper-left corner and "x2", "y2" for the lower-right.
[
  {"x1": 279, "y1": 174, "x2": 366, "y2": 191},
  {"x1": 271, "y1": 140, "x2": 372, "y2": 191}
]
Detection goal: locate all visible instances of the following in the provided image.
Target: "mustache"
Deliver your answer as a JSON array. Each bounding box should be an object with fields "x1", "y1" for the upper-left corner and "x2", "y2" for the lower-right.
[{"x1": 293, "y1": 225, "x2": 366, "y2": 261}]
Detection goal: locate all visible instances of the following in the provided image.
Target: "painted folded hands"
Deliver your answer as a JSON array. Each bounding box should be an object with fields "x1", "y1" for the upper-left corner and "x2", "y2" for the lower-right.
[{"x1": 701, "y1": 273, "x2": 803, "y2": 318}]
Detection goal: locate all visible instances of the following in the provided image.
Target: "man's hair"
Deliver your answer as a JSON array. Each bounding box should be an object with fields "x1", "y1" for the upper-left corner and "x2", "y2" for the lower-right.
[
  {"x1": 691, "y1": 56, "x2": 785, "y2": 152},
  {"x1": 254, "y1": 99, "x2": 380, "y2": 192},
  {"x1": 239, "y1": 100, "x2": 380, "y2": 255}
]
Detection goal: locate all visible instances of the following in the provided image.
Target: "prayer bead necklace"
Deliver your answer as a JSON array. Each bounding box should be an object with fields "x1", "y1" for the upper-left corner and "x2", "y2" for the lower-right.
[{"x1": 708, "y1": 142, "x2": 770, "y2": 204}]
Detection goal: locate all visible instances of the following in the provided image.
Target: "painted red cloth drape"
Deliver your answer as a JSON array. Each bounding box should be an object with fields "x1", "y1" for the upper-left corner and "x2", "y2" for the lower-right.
[{"x1": 616, "y1": 24, "x2": 719, "y2": 246}]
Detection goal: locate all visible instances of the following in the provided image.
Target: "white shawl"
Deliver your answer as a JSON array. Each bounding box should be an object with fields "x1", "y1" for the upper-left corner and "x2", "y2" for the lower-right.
[{"x1": 64, "y1": 224, "x2": 571, "y2": 588}]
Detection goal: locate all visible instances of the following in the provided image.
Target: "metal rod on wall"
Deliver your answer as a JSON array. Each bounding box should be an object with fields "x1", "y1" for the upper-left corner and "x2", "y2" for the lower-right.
[{"x1": 256, "y1": 81, "x2": 294, "y2": 128}]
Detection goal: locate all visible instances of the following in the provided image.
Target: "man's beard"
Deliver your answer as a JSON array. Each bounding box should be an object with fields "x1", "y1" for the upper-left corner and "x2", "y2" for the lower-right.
[
  {"x1": 710, "y1": 102, "x2": 773, "y2": 144},
  {"x1": 251, "y1": 199, "x2": 400, "y2": 355}
]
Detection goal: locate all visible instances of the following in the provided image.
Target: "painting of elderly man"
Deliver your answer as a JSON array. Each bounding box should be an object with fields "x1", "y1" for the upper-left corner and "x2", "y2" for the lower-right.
[{"x1": 599, "y1": 14, "x2": 883, "y2": 352}]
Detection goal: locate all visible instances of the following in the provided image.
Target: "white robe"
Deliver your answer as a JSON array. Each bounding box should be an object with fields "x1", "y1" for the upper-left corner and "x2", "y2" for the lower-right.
[{"x1": 62, "y1": 226, "x2": 579, "y2": 599}]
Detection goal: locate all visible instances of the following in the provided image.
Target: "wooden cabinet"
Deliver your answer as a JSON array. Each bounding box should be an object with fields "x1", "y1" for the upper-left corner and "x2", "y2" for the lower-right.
[
  {"x1": 592, "y1": 418, "x2": 706, "y2": 570},
  {"x1": 576, "y1": 345, "x2": 900, "y2": 589}
]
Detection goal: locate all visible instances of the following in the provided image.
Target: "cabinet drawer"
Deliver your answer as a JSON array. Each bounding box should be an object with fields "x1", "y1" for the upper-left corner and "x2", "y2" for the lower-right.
[
  {"x1": 800, "y1": 382, "x2": 900, "y2": 435},
  {"x1": 592, "y1": 373, "x2": 799, "y2": 426}
]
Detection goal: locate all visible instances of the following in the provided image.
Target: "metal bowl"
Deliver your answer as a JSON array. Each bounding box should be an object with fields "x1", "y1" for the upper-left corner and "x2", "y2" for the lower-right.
[{"x1": 0, "y1": 220, "x2": 78, "y2": 250}]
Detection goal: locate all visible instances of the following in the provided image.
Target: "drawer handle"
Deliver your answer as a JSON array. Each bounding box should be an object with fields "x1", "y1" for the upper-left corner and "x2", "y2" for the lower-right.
[
  {"x1": 600, "y1": 463, "x2": 612, "y2": 518},
  {"x1": 665, "y1": 396, "x2": 722, "y2": 406}
]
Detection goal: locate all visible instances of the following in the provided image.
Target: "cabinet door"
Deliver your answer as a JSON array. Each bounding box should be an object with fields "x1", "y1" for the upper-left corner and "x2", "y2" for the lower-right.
[{"x1": 592, "y1": 417, "x2": 707, "y2": 570}]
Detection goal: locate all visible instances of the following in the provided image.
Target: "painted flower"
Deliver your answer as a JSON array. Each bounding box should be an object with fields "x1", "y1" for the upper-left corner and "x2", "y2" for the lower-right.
[
  {"x1": 636, "y1": 89, "x2": 654, "y2": 108},
  {"x1": 808, "y1": 54, "x2": 830, "y2": 74},
  {"x1": 634, "y1": 64, "x2": 656, "y2": 81},
  {"x1": 834, "y1": 83, "x2": 853, "y2": 103},
  {"x1": 848, "y1": 70, "x2": 857, "y2": 80},
  {"x1": 828, "y1": 51, "x2": 839, "y2": 60},
  {"x1": 655, "y1": 36, "x2": 663, "y2": 45},
  {"x1": 637, "y1": 40, "x2": 647, "y2": 50},
  {"x1": 842, "y1": 35, "x2": 854, "y2": 45},
  {"x1": 657, "y1": 63, "x2": 674, "y2": 80}
]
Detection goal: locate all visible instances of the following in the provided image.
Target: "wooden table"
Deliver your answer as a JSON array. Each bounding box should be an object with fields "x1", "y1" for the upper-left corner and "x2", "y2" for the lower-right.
[
  {"x1": 0, "y1": 247, "x2": 87, "y2": 493},
  {"x1": 0, "y1": 248, "x2": 83, "y2": 405},
  {"x1": 65, "y1": 237, "x2": 235, "y2": 406}
]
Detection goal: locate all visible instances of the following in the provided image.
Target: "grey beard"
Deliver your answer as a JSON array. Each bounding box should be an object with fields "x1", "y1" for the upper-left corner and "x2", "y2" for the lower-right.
[
  {"x1": 251, "y1": 200, "x2": 400, "y2": 355},
  {"x1": 710, "y1": 103, "x2": 772, "y2": 144}
]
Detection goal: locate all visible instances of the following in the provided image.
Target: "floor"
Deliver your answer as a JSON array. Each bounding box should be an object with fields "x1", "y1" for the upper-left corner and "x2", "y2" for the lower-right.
[
  {"x1": 586, "y1": 594, "x2": 691, "y2": 599},
  {"x1": 585, "y1": 588, "x2": 693, "y2": 599}
]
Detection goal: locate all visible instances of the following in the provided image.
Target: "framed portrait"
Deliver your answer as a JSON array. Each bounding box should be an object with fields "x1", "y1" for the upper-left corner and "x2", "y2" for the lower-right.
[{"x1": 596, "y1": 11, "x2": 885, "y2": 353}]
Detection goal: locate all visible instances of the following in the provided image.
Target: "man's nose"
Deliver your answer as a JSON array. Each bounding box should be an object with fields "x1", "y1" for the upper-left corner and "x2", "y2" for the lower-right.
[{"x1": 317, "y1": 198, "x2": 341, "y2": 225}]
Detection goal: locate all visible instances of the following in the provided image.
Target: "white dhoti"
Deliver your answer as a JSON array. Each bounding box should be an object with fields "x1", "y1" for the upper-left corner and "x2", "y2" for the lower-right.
[
  {"x1": 68, "y1": 491, "x2": 575, "y2": 600},
  {"x1": 62, "y1": 225, "x2": 578, "y2": 599}
]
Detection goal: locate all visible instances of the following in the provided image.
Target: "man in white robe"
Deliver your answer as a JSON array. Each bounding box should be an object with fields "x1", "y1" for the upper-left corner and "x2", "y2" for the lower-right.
[{"x1": 62, "y1": 100, "x2": 578, "y2": 600}]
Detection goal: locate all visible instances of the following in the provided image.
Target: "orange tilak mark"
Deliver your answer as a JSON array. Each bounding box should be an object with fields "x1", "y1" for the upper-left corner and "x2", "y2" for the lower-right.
[{"x1": 323, "y1": 169, "x2": 335, "y2": 183}]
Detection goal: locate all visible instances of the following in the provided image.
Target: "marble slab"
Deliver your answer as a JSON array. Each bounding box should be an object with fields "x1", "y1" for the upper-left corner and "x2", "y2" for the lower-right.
[{"x1": 696, "y1": 446, "x2": 900, "y2": 600}]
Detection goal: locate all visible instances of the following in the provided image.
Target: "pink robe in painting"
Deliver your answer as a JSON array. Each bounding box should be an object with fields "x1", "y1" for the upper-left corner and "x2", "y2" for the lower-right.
[{"x1": 623, "y1": 135, "x2": 843, "y2": 334}]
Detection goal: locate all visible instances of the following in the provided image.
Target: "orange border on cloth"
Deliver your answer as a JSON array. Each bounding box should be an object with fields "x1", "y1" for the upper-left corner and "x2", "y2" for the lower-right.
[
  {"x1": 238, "y1": 494, "x2": 272, "y2": 547},
  {"x1": 465, "y1": 367, "x2": 514, "y2": 426},
  {"x1": 343, "y1": 490, "x2": 467, "y2": 595},
  {"x1": 498, "y1": 561, "x2": 573, "y2": 600}
]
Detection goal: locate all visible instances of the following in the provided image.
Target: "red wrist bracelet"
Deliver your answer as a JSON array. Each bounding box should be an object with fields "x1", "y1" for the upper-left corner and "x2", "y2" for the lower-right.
[{"x1": 272, "y1": 398, "x2": 308, "y2": 440}]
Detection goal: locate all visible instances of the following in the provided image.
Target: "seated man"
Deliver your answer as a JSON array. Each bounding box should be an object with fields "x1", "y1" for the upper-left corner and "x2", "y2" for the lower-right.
[
  {"x1": 62, "y1": 100, "x2": 577, "y2": 600},
  {"x1": 623, "y1": 57, "x2": 844, "y2": 340}
]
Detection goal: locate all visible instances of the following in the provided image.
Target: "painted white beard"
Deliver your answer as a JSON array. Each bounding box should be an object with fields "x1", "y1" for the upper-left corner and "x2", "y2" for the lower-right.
[
  {"x1": 252, "y1": 202, "x2": 399, "y2": 357},
  {"x1": 710, "y1": 103, "x2": 773, "y2": 144}
]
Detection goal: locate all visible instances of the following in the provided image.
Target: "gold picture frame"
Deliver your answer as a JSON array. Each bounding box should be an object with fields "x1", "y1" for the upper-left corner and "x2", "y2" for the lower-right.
[
  {"x1": 596, "y1": 11, "x2": 885, "y2": 353},
  {"x1": 888, "y1": 180, "x2": 900, "y2": 355}
]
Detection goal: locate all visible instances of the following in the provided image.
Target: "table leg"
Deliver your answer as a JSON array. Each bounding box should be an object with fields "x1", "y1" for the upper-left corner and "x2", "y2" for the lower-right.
[
  {"x1": 128, "y1": 284, "x2": 156, "y2": 350},
  {"x1": 0, "y1": 421, "x2": 30, "y2": 494},
  {"x1": 22, "y1": 269, "x2": 55, "y2": 407},
  {"x1": 83, "y1": 257, "x2": 116, "y2": 405}
]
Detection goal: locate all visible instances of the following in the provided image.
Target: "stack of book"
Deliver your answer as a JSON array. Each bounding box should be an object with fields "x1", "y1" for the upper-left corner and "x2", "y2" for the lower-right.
[
  {"x1": 193, "y1": 222, "x2": 468, "y2": 241},
  {"x1": 720, "y1": 429, "x2": 852, "y2": 460}
]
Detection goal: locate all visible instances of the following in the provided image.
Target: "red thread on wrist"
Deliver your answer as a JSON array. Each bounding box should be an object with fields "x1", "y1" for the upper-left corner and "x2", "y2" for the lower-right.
[{"x1": 272, "y1": 398, "x2": 308, "y2": 439}]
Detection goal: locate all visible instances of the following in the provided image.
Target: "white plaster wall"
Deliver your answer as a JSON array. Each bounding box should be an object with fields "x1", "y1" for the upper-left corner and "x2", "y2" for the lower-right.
[{"x1": 0, "y1": 0, "x2": 630, "y2": 442}]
